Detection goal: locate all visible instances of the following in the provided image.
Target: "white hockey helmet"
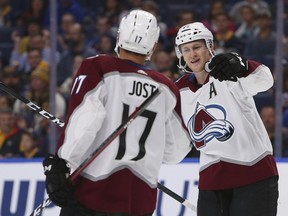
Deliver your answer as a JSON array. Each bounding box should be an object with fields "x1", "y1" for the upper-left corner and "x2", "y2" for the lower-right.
[
  {"x1": 175, "y1": 22, "x2": 214, "y2": 73},
  {"x1": 175, "y1": 22, "x2": 214, "y2": 58},
  {"x1": 114, "y1": 9, "x2": 160, "y2": 61}
]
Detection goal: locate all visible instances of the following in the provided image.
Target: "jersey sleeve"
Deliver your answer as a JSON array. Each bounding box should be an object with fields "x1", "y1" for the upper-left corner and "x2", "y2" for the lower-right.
[
  {"x1": 163, "y1": 83, "x2": 192, "y2": 164},
  {"x1": 227, "y1": 60, "x2": 274, "y2": 98},
  {"x1": 57, "y1": 56, "x2": 107, "y2": 169}
]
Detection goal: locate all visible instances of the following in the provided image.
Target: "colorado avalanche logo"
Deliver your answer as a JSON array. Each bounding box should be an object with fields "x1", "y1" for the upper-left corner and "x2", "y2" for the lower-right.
[{"x1": 187, "y1": 102, "x2": 234, "y2": 148}]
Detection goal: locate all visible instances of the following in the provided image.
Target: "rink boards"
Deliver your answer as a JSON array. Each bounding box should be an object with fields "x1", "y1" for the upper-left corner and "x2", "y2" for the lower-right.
[{"x1": 0, "y1": 158, "x2": 287, "y2": 216}]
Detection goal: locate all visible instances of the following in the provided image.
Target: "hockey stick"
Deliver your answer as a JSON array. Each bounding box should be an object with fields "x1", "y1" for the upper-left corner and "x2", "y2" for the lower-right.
[
  {"x1": 157, "y1": 183, "x2": 197, "y2": 212},
  {"x1": 0, "y1": 82, "x2": 196, "y2": 214},
  {"x1": 0, "y1": 81, "x2": 65, "y2": 127}
]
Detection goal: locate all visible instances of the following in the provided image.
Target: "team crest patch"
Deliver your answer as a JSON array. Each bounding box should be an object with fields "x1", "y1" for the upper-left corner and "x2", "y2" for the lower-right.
[{"x1": 187, "y1": 102, "x2": 234, "y2": 148}]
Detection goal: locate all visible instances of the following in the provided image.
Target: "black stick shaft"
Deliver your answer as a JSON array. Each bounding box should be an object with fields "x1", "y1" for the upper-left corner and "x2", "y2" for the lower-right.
[
  {"x1": 0, "y1": 82, "x2": 65, "y2": 127},
  {"x1": 157, "y1": 183, "x2": 196, "y2": 211}
]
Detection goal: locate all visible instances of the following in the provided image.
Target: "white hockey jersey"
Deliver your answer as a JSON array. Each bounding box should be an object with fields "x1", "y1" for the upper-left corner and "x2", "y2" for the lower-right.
[
  {"x1": 176, "y1": 60, "x2": 278, "y2": 190},
  {"x1": 57, "y1": 55, "x2": 191, "y2": 213}
]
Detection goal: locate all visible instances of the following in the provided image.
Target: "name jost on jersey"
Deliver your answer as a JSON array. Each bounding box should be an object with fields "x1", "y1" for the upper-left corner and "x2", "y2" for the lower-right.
[{"x1": 128, "y1": 80, "x2": 157, "y2": 98}]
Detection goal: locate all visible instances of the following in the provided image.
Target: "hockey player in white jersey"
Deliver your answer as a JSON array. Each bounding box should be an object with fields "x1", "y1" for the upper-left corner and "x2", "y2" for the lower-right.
[
  {"x1": 41, "y1": 10, "x2": 191, "y2": 216},
  {"x1": 175, "y1": 22, "x2": 278, "y2": 216}
]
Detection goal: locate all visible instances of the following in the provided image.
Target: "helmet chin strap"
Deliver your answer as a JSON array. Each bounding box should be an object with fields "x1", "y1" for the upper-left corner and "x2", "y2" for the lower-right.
[
  {"x1": 177, "y1": 57, "x2": 194, "y2": 74},
  {"x1": 204, "y1": 48, "x2": 216, "y2": 72},
  {"x1": 178, "y1": 49, "x2": 215, "y2": 74},
  {"x1": 208, "y1": 47, "x2": 216, "y2": 58}
]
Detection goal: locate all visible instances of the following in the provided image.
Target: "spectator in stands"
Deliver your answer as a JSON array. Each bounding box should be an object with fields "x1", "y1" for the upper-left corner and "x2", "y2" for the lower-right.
[
  {"x1": 32, "y1": 65, "x2": 66, "y2": 121},
  {"x1": 44, "y1": 0, "x2": 83, "y2": 27},
  {"x1": 19, "y1": 130, "x2": 44, "y2": 158},
  {"x1": 0, "y1": 107, "x2": 23, "y2": 158},
  {"x1": 243, "y1": 10, "x2": 276, "y2": 70},
  {"x1": 201, "y1": 0, "x2": 235, "y2": 34},
  {"x1": 152, "y1": 51, "x2": 173, "y2": 71},
  {"x1": 154, "y1": 35, "x2": 168, "y2": 54},
  {"x1": 13, "y1": 63, "x2": 48, "y2": 129},
  {"x1": 260, "y1": 105, "x2": 288, "y2": 157},
  {"x1": 152, "y1": 51, "x2": 183, "y2": 81},
  {"x1": 0, "y1": 94, "x2": 11, "y2": 108},
  {"x1": 57, "y1": 12, "x2": 76, "y2": 52},
  {"x1": 1, "y1": 65, "x2": 22, "y2": 95},
  {"x1": 17, "y1": 47, "x2": 49, "y2": 89},
  {"x1": 213, "y1": 12, "x2": 244, "y2": 54},
  {"x1": 166, "y1": 10, "x2": 196, "y2": 52},
  {"x1": 89, "y1": 16, "x2": 116, "y2": 52},
  {"x1": 229, "y1": 0, "x2": 271, "y2": 25},
  {"x1": 95, "y1": 15, "x2": 115, "y2": 37},
  {"x1": 0, "y1": 0, "x2": 14, "y2": 27},
  {"x1": 18, "y1": 0, "x2": 48, "y2": 26},
  {"x1": 234, "y1": 4, "x2": 259, "y2": 45},
  {"x1": 100, "y1": 0, "x2": 124, "y2": 27},
  {"x1": 57, "y1": 23, "x2": 96, "y2": 85},
  {"x1": 11, "y1": 19, "x2": 43, "y2": 56},
  {"x1": 10, "y1": 33, "x2": 60, "y2": 74},
  {"x1": 95, "y1": 34, "x2": 115, "y2": 55}
]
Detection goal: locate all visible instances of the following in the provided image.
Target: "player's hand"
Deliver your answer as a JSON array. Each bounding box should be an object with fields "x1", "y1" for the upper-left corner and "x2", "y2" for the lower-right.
[
  {"x1": 206, "y1": 52, "x2": 248, "y2": 82},
  {"x1": 43, "y1": 154, "x2": 75, "y2": 207}
]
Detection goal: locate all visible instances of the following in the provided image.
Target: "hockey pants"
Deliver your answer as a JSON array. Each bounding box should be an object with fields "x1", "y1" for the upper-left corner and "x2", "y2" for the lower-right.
[{"x1": 197, "y1": 176, "x2": 279, "y2": 216}]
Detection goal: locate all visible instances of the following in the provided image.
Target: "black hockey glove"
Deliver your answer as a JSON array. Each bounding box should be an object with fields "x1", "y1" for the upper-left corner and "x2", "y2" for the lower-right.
[
  {"x1": 43, "y1": 154, "x2": 75, "y2": 207},
  {"x1": 207, "y1": 52, "x2": 248, "y2": 82}
]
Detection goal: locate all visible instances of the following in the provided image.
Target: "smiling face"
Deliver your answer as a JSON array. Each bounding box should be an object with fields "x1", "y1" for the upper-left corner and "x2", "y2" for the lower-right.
[{"x1": 181, "y1": 40, "x2": 211, "y2": 73}]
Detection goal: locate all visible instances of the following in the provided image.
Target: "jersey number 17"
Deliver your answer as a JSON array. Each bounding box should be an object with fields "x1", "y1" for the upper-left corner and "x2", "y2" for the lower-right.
[{"x1": 115, "y1": 103, "x2": 157, "y2": 161}]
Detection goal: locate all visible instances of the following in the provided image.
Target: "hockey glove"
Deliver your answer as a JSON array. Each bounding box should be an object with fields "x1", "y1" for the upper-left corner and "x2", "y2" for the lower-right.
[
  {"x1": 43, "y1": 154, "x2": 75, "y2": 207},
  {"x1": 207, "y1": 52, "x2": 248, "y2": 82}
]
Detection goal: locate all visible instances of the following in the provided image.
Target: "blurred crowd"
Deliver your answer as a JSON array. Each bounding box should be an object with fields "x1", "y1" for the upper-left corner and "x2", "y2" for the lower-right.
[{"x1": 0, "y1": 0, "x2": 288, "y2": 159}]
